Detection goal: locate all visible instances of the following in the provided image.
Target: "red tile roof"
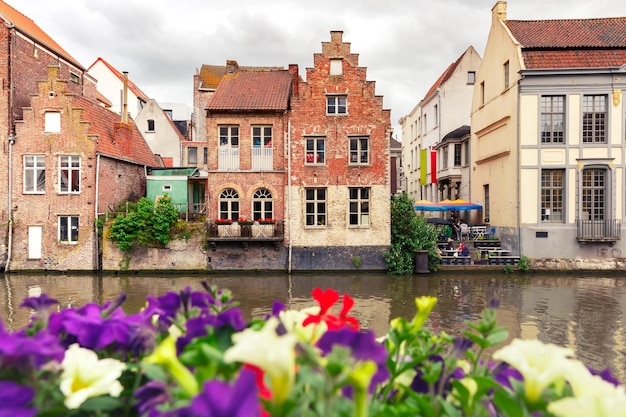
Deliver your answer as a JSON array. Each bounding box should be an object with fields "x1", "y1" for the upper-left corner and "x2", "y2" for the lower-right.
[
  {"x1": 506, "y1": 18, "x2": 626, "y2": 70},
  {"x1": 75, "y1": 95, "x2": 160, "y2": 167},
  {"x1": 0, "y1": 0, "x2": 83, "y2": 69},
  {"x1": 88, "y1": 57, "x2": 151, "y2": 102},
  {"x1": 207, "y1": 70, "x2": 293, "y2": 111},
  {"x1": 198, "y1": 63, "x2": 284, "y2": 90}
]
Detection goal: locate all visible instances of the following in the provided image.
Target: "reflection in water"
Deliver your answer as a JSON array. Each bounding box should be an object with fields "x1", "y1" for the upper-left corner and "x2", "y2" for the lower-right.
[{"x1": 1, "y1": 271, "x2": 625, "y2": 380}]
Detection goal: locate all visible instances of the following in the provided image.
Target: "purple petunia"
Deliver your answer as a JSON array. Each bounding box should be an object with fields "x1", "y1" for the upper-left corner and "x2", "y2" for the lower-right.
[
  {"x1": 317, "y1": 328, "x2": 390, "y2": 392},
  {"x1": 410, "y1": 354, "x2": 465, "y2": 396},
  {"x1": 0, "y1": 321, "x2": 64, "y2": 371},
  {"x1": 0, "y1": 381, "x2": 37, "y2": 417},
  {"x1": 134, "y1": 380, "x2": 171, "y2": 415},
  {"x1": 187, "y1": 369, "x2": 261, "y2": 417}
]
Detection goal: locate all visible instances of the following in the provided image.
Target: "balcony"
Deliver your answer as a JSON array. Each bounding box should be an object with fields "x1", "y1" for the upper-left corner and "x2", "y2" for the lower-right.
[
  {"x1": 206, "y1": 221, "x2": 284, "y2": 250},
  {"x1": 576, "y1": 219, "x2": 621, "y2": 245},
  {"x1": 252, "y1": 148, "x2": 273, "y2": 170},
  {"x1": 218, "y1": 148, "x2": 240, "y2": 170}
]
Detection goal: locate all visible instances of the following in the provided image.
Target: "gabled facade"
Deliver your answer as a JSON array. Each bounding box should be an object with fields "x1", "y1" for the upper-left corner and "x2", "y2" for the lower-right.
[
  {"x1": 400, "y1": 46, "x2": 481, "y2": 205},
  {"x1": 87, "y1": 57, "x2": 150, "y2": 119},
  {"x1": 135, "y1": 99, "x2": 184, "y2": 166},
  {"x1": 288, "y1": 31, "x2": 392, "y2": 269},
  {"x1": 472, "y1": 1, "x2": 626, "y2": 260},
  {"x1": 8, "y1": 66, "x2": 159, "y2": 271}
]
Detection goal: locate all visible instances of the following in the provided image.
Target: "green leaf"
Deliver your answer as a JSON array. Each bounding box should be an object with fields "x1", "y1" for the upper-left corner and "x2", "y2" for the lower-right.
[
  {"x1": 486, "y1": 327, "x2": 509, "y2": 346},
  {"x1": 79, "y1": 396, "x2": 124, "y2": 412},
  {"x1": 493, "y1": 388, "x2": 526, "y2": 417}
]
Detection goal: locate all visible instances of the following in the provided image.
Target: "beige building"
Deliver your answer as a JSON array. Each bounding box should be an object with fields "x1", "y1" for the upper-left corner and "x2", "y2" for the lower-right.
[
  {"x1": 471, "y1": 1, "x2": 626, "y2": 260},
  {"x1": 400, "y1": 46, "x2": 481, "y2": 204}
]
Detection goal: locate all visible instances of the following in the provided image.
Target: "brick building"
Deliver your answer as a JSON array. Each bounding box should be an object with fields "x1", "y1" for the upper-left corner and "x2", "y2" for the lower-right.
[{"x1": 7, "y1": 66, "x2": 159, "y2": 271}]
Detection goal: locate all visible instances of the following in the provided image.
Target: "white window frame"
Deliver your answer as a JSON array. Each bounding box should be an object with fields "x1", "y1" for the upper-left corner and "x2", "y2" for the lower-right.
[
  {"x1": 305, "y1": 188, "x2": 327, "y2": 227},
  {"x1": 59, "y1": 155, "x2": 81, "y2": 194},
  {"x1": 252, "y1": 188, "x2": 273, "y2": 221},
  {"x1": 349, "y1": 137, "x2": 369, "y2": 165},
  {"x1": 349, "y1": 187, "x2": 370, "y2": 227},
  {"x1": 326, "y1": 95, "x2": 347, "y2": 115},
  {"x1": 44, "y1": 112, "x2": 61, "y2": 133},
  {"x1": 58, "y1": 215, "x2": 79, "y2": 244},
  {"x1": 330, "y1": 59, "x2": 343, "y2": 76},
  {"x1": 219, "y1": 188, "x2": 240, "y2": 221},
  {"x1": 24, "y1": 155, "x2": 45, "y2": 194},
  {"x1": 306, "y1": 137, "x2": 325, "y2": 165}
]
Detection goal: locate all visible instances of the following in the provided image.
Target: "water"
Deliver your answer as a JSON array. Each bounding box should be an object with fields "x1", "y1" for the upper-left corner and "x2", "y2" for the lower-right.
[{"x1": 1, "y1": 271, "x2": 625, "y2": 381}]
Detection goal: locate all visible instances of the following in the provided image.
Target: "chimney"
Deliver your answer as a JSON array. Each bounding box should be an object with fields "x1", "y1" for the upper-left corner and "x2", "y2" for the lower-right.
[
  {"x1": 288, "y1": 64, "x2": 299, "y2": 96},
  {"x1": 492, "y1": 1, "x2": 507, "y2": 23},
  {"x1": 226, "y1": 60, "x2": 239, "y2": 74},
  {"x1": 122, "y1": 71, "x2": 128, "y2": 123}
]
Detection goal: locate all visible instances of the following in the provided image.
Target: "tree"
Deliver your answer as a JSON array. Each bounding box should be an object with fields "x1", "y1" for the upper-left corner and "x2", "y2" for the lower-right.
[{"x1": 384, "y1": 193, "x2": 440, "y2": 274}]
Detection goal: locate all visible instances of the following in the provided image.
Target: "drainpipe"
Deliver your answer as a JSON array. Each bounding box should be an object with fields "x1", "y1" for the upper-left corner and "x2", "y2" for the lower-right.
[
  {"x1": 122, "y1": 71, "x2": 128, "y2": 123},
  {"x1": 94, "y1": 154, "x2": 101, "y2": 270},
  {"x1": 516, "y1": 78, "x2": 522, "y2": 255},
  {"x1": 287, "y1": 118, "x2": 293, "y2": 273},
  {"x1": 6, "y1": 134, "x2": 15, "y2": 272}
]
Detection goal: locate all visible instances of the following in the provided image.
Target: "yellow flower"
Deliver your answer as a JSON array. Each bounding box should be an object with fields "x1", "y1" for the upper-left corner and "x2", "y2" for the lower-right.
[
  {"x1": 411, "y1": 296, "x2": 437, "y2": 332},
  {"x1": 143, "y1": 335, "x2": 199, "y2": 395},
  {"x1": 493, "y1": 339, "x2": 574, "y2": 402},
  {"x1": 224, "y1": 316, "x2": 298, "y2": 406},
  {"x1": 60, "y1": 344, "x2": 125, "y2": 409}
]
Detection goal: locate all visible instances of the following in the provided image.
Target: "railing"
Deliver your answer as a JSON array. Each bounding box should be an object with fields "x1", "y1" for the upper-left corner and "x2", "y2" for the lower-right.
[
  {"x1": 218, "y1": 148, "x2": 240, "y2": 171},
  {"x1": 252, "y1": 148, "x2": 273, "y2": 170},
  {"x1": 207, "y1": 221, "x2": 284, "y2": 242},
  {"x1": 576, "y1": 219, "x2": 621, "y2": 242},
  {"x1": 171, "y1": 203, "x2": 207, "y2": 221}
]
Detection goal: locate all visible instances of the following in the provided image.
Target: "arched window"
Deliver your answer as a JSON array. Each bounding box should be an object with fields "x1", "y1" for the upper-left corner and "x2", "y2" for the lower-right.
[
  {"x1": 219, "y1": 188, "x2": 239, "y2": 220},
  {"x1": 252, "y1": 188, "x2": 273, "y2": 221}
]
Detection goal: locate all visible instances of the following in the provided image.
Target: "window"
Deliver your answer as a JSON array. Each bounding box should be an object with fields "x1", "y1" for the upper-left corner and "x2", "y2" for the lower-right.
[
  {"x1": 59, "y1": 156, "x2": 80, "y2": 193},
  {"x1": 219, "y1": 126, "x2": 239, "y2": 147},
  {"x1": 203, "y1": 147, "x2": 208, "y2": 164},
  {"x1": 24, "y1": 155, "x2": 45, "y2": 193},
  {"x1": 162, "y1": 184, "x2": 172, "y2": 191},
  {"x1": 582, "y1": 168, "x2": 605, "y2": 220},
  {"x1": 480, "y1": 81, "x2": 485, "y2": 106},
  {"x1": 58, "y1": 216, "x2": 78, "y2": 244},
  {"x1": 423, "y1": 115, "x2": 427, "y2": 133},
  {"x1": 583, "y1": 95, "x2": 607, "y2": 143},
  {"x1": 306, "y1": 137, "x2": 325, "y2": 164},
  {"x1": 541, "y1": 169, "x2": 564, "y2": 222},
  {"x1": 349, "y1": 187, "x2": 370, "y2": 226},
  {"x1": 349, "y1": 137, "x2": 369, "y2": 165},
  {"x1": 164, "y1": 110, "x2": 173, "y2": 119},
  {"x1": 305, "y1": 188, "x2": 326, "y2": 226},
  {"x1": 463, "y1": 141, "x2": 470, "y2": 165},
  {"x1": 330, "y1": 59, "x2": 343, "y2": 76},
  {"x1": 442, "y1": 146, "x2": 448, "y2": 169},
  {"x1": 541, "y1": 96, "x2": 565, "y2": 143},
  {"x1": 147, "y1": 119, "x2": 155, "y2": 131},
  {"x1": 484, "y1": 184, "x2": 490, "y2": 221},
  {"x1": 434, "y1": 104, "x2": 438, "y2": 126},
  {"x1": 454, "y1": 144, "x2": 462, "y2": 167},
  {"x1": 45, "y1": 112, "x2": 61, "y2": 132},
  {"x1": 252, "y1": 126, "x2": 272, "y2": 148},
  {"x1": 253, "y1": 188, "x2": 273, "y2": 221},
  {"x1": 219, "y1": 188, "x2": 239, "y2": 220},
  {"x1": 327, "y1": 95, "x2": 347, "y2": 115},
  {"x1": 504, "y1": 61, "x2": 510, "y2": 89},
  {"x1": 70, "y1": 72, "x2": 80, "y2": 84},
  {"x1": 188, "y1": 147, "x2": 197, "y2": 165},
  {"x1": 467, "y1": 71, "x2": 476, "y2": 85}
]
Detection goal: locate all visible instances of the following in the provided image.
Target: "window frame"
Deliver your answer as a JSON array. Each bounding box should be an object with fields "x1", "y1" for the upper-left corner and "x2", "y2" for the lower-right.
[
  {"x1": 330, "y1": 59, "x2": 343, "y2": 76},
  {"x1": 453, "y1": 143, "x2": 462, "y2": 167},
  {"x1": 540, "y1": 95, "x2": 565, "y2": 144},
  {"x1": 305, "y1": 137, "x2": 325, "y2": 165},
  {"x1": 58, "y1": 215, "x2": 79, "y2": 244},
  {"x1": 44, "y1": 112, "x2": 61, "y2": 133},
  {"x1": 349, "y1": 137, "x2": 369, "y2": 165},
  {"x1": 58, "y1": 155, "x2": 81, "y2": 194},
  {"x1": 188, "y1": 146, "x2": 198, "y2": 166},
  {"x1": 24, "y1": 155, "x2": 46, "y2": 194},
  {"x1": 218, "y1": 188, "x2": 240, "y2": 221},
  {"x1": 467, "y1": 71, "x2": 476, "y2": 85},
  {"x1": 581, "y1": 168, "x2": 606, "y2": 220},
  {"x1": 582, "y1": 95, "x2": 607, "y2": 144},
  {"x1": 252, "y1": 126, "x2": 273, "y2": 148},
  {"x1": 219, "y1": 125, "x2": 239, "y2": 148},
  {"x1": 349, "y1": 187, "x2": 370, "y2": 227},
  {"x1": 252, "y1": 188, "x2": 274, "y2": 221},
  {"x1": 540, "y1": 169, "x2": 564, "y2": 222},
  {"x1": 305, "y1": 188, "x2": 327, "y2": 227},
  {"x1": 326, "y1": 95, "x2": 347, "y2": 115}
]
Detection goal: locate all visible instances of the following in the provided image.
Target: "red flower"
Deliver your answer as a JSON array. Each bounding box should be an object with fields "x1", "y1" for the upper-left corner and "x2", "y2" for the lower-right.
[{"x1": 303, "y1": 288, "x2": 360, "y2": 331}]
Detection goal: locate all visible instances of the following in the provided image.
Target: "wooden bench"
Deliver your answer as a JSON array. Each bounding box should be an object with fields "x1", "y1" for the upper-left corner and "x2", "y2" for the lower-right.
[
  {"x1": 488, "y1": 256, "x2": 520, "y2": 266},
  {"x1": 440, "y1": 256, "x2": 472, "y2": 265}
]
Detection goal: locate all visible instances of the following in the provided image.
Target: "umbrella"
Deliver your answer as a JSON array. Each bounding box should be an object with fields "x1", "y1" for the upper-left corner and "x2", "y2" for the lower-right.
[
  {"x1": 426, "y1": 217, "x2": 454, "y2": 225},
  {"x1": 437, "y1": 199, "x2": 482, "y2": 211},
  {"x1": 414, "y1": 199, "x2": 446, "y2": 212}
]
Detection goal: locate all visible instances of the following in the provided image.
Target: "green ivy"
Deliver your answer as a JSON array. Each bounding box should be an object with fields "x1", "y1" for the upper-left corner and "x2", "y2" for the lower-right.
[
  {"x1": 384, "y1": 192, "x2": 440, "y2": 274},
  {"x1": 109, "y1": 196, "x2": 180, "y2": 252}
]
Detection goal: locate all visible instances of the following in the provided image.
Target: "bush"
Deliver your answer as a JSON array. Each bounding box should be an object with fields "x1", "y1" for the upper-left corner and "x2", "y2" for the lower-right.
[{"x1": 384, "y1": 193, "x2": 440, "y2": 274}]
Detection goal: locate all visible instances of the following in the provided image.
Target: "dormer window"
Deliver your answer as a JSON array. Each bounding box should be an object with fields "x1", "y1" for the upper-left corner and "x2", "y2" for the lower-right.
[
  {"x1": 330, "y1": 59, "x2": 343, "y2": 76},
  {"x1": 44, "y1": 112, "x2": 61, "y2": 133}
]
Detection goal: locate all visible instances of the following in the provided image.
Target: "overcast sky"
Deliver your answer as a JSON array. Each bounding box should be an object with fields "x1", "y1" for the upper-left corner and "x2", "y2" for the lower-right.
[{"x1": 6, "y1": 0, "x2": 626, "y2": 138}]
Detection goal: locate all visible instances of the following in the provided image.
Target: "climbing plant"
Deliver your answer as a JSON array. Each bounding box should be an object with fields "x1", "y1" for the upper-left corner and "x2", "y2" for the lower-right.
[
  {"x1": 384, "y1": 192, "x2": 440, "y2": 274},
  {"x1": 109, "y1": 195, "x2": 181, "y2": 252}
]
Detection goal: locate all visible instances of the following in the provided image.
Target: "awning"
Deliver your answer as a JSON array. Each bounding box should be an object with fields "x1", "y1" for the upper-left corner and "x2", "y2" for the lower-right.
[{"x1": 414, "y1": 200, "x2": 447, "y2": 212}]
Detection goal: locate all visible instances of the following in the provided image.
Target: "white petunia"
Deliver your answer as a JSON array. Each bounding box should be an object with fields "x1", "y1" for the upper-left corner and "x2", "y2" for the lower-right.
[
  {"x1": 492, "y1": 338, "x2": 574, "y2": 402},
  {"x1": 279, "y1": 306, "x2": 327, "y2": 342},
  {"x1": 60, "y1": 344, "x2": 126, "y2": 409},
  {"x1": 224, "y1": 316, "x2": 298, "y2": 406}
]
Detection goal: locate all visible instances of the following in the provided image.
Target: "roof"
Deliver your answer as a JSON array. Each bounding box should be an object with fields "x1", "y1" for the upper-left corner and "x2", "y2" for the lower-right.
[
  {"x1": 148, "y1": 168, "x2": 198, "y2": 177},
  {"x1": 197, "y1": 63, "x2": 284, "y2": 90},
  {"x1": 442, "y1": 125, "x2": 470, "y2": 141},
  {"x1": 207, "y1": 70, "x2": 293, "y2": 111},
  {"x1": 0, "y1": 0, "x2": 83, "y2": 69},
  {"x1": 422, "y1": 47, "x2": 474, "y2": 101},
  {"x1": 75, "y1": 95, "x2": 160, "y2": 167},
  {"x1": 88, "y1": 57, "x2": 150, "y2": 102},
  {"x1": 505, "y1": 18, "x2": 626, "y2": 70}
]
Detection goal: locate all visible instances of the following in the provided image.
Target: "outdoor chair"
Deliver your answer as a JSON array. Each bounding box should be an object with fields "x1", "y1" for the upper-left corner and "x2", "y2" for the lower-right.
[{"x1": 459, "y1": 223, "x2": 470, "y2": 240}]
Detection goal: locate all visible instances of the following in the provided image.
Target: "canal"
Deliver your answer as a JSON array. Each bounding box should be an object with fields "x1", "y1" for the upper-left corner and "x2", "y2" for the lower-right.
[{"x1": 1, "y1": 270, "x2": 625, "y2": 381}]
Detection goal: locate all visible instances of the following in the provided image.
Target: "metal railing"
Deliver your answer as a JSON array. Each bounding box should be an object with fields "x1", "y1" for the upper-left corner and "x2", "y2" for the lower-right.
[
  {"x1": 207, "y1": 221, "x2": 284, "y2": 241},
  {"x1": 218, "y1": 148, "x2": 240, "y2": 171},
  {"x1": 576, "y1": 219, "x2": 621, "y2": 242},
  {"x1": 252, "y1": 148, "x2": 273, "y2": 170}
]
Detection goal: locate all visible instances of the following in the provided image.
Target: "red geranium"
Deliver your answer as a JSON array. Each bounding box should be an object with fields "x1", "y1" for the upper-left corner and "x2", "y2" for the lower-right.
[{"x1": 303, "y1": 287, "x2": 360, "y2": 331}]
